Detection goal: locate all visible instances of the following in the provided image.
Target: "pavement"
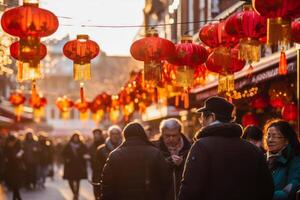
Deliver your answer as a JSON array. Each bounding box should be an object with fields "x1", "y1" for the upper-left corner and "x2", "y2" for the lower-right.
[{"x1": 0, "y1": 166, "x2": 95, "y2": 200}]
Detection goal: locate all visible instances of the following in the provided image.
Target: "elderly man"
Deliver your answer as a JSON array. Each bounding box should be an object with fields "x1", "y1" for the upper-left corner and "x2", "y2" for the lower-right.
[
  {"x1": 93, "y1": 125, "x2": 122, "y2": 200},
  {"x1": 155, "y1": 118, "x2": 191, "y2": 200}
]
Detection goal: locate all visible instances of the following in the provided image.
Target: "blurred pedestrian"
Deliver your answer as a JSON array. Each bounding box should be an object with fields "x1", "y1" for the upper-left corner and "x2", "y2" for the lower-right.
[
  {"x1": 23, "y1": 129, "x2": 40, "y2": 189},
  {"x1": 179, "y1": 96, "x2": 274, "y2": 200},
  {"x1": 89, "y1": 129, "x2": 105, "y2": 189},
  {"x1": 63, "y1": 132, "x2": 89, "y2": 200},
  {"x1": 242, "y1": 125, "x2": 265, "y2": 152},
  {"x1": 37, "y1": 132, "x2": 53, "y2": 188},
  {"x1": 156, "y1": 118, "x2": 191, "y2": 200},
  {"x1": 101, "y1": 122, "x2": 170, "y2": 200},
  {"x1": 4, "y1": 135, "x2": 25, "y2": 200},
  {"x1": 93, "y1": 125, "x2": 122, "y2": 200},
  {"x1": 264, "y1": 119, "x2": 300, "y2": 200}
]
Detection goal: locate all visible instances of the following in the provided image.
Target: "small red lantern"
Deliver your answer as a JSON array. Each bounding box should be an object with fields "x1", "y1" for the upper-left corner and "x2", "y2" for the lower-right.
[
  {"x1": 225, "y1": 5, "x2": 266, "y2": 72},
  {"x1": 130, "y1": 28, "x2": 175, "y2": 86},
  {"x1": 63, "y1": 34, "x2": 100, "y2": 81},
  {"x1": 74, "y1": 99, "x2": 90, "y2": 121},
  {"x1": 251, "y1": 95, "x2": 268, "y2": 113},
  {"x1": 206, "y1": 46, "x2": 246, "y2": 93},
  {"x1": 10, "y1": 41, "x2": 47, "y2": 81},
  {"x1": 56, "y1": 96, "x2": 74, "y2": 119},
  {"x1": 242, "y1": 112, "x2": 259, "y2": 127},
  {"x1": 29, "y1": 92, "x2": 47, "y2": 122},
  {"x1": 9, "y1": 90, "x2": 26, "y2": 121},
  {"x1": 282, "y1": 102, "x2": 298, "y2": 123},
  {"x1": 269, "y1": 97, "x2": 285, "y2": 112}
]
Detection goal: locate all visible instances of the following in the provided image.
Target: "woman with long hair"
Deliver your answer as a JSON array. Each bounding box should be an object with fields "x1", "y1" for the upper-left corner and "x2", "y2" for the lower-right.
[
  {"x1": 264, "y1": 119, "x2": 300, "y2": 200},
  {"x1": 62, "y1": 132, "x2": 89, "y2": 200}
]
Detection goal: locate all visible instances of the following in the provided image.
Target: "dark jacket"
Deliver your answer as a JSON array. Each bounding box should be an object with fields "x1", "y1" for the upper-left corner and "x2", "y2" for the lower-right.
[
  {"x1": 101, "y1": 137, "x2": 170, "y2": 200},
  {"x1": 93, "y1": 139, "x2": 117, "y2": 182},
  {"x1": 62, "y1": 142, "x2": 88, "y2": 180},
  {"x1": 23, "y1": 139, "x2": 40, "y2": 165},
  {"x1": 155, "y1": 134, "x2": 191, "y2": 200},
  {"x1": 90, "y1": 140, "x2": 105, "y2": 179},
  {"x1": 268, "y1": 145, "x2": 300, "y2": 200},
  {"x1": 39, "y1": 139, "x2": 53, "y2": 166},
  {"x1": 4, "y1": 141, "x2": 25, "y2": 188},
  {"x1": 179, "y1": 122, "x2": 274, "y2": 200}
]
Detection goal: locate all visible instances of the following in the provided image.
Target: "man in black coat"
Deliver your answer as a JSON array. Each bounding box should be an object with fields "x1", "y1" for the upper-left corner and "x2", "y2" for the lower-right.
[
  {"x1": 101, "y1": 122, "x2": 170, "y2": 200},
  {"x1": 178, "y1": 96, "x2": 274, "y2": 200},
  {"x1": 155, "y1": 118, "x2": 191, "y2": 200},
  {"x1": 93, "y1": 125, "x2": 122, "y2": 200}
]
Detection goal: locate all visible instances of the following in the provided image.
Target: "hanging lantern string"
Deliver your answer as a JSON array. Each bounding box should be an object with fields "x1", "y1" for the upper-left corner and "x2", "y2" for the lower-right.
[{"x1": 59, "y1": 19, "x2": 220, "y2": 28}]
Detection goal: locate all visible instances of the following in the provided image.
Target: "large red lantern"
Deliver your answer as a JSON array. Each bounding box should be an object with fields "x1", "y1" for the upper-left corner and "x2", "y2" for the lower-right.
[
  {"x1": 225, "y1": 5, "x2": 266, "y2": 68},
  {"x1": 167, "y1": 35, "x2": 208, "y2": 108},
  {"x1": 56, "y1": 96, "x2": 74, "y2": 119},
  {"x1": 242, "y1": 112, "x2": 259, "y2": 127},
  {"x1": 199, "y1": 21, "x2": 239, "y2": 48},
  {"x1": 9, "y1": 90, "x2": 26, "y2": 121},
  {"x1": 63, "y1": 35, "x2": 100, "y2": 81},
  {"x1": 206, "y1": 46, "x2": 246, "y2": 93},
  {"x1": 130, "y1": 28, "x2": 175, "y2": 86},
  {"x1": 10, "y1": 41, "x2": 47, "y2": 81},
  {"x1": 292, "y1": 21, "x2": 300, "y2": 44},
  {"x1": 282, "y1": 102, "x2": 298, "y2": 123}
]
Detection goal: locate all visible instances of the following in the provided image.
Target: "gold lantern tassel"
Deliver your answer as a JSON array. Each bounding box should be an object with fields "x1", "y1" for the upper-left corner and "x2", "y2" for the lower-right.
[
  {"x1": 74, "y1": 63, "x2": 91, "y2": 81},
  {"x1": 183, "y1": 90, "x2": 189, "y2": 109},
  {"x1": 144, "y1": 60, "x2": 162, "y2": 86},
  {"x1": 218, "y1": 74, "x2": 235, "y2": 93},
  {"x1": 279, "y1": 50, "x2": 287, "y2": 75},
  {"x1": 61, "y1": 111, "x2": 70, "y2": 119},
  {"x1": 92, "y1": 110, "x2": 104, "y2": 123},
  {"x1": 238, "y1": 38, "x2": 261, "y2": 62},
  {"x1": 79, "y1": 111, "x2": 89, "y2": 121},
  {"x1": 267, "y1": 18, "x2": 291, "y2": 46},
  {"x1": 14, "y1": 105, "x2": 23, "y2": 122},
  {"x1": 34, "y1": 108, "x2": 44, "y2": 123}
]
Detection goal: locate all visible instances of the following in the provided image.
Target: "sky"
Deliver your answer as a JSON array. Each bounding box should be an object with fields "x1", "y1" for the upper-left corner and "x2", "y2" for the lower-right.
[{"x1": 40, "y1": 0, "x2": 145, "y2": 56}]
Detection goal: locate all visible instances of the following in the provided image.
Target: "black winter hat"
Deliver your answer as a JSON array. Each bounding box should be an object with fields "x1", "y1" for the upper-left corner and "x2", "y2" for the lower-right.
[
  {"x1": 195, "y1": 96, "x2": 234, "y2": 120},
  {"x1": 123, "y1": 122, "x2": 148, "y2": 141}
]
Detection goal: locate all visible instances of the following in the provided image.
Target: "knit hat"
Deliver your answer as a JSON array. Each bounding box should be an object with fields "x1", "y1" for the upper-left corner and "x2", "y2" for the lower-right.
[{"x1": 123, "y1": 122, "x2": 148, "y2": 141}]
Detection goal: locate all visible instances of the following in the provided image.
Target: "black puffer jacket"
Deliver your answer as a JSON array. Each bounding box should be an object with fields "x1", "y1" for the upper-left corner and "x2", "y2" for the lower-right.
[
  {"x1": 101, "y1": 137, "x2": 170, "y2": 200},
  {"x1": 179, "y1": 122, "x2": 274, "y2": 200}
]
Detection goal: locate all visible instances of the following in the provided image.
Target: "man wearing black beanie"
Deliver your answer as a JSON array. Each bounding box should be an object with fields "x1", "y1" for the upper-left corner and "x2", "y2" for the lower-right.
[{"x1": 101, "y1": 122, "x2": 170, "y2": 200}]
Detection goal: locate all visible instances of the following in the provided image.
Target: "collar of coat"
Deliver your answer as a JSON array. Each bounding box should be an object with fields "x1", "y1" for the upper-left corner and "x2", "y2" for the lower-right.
[
  {"x1": 158, "y1": 133, "x2": 191, "y2": 155},
  {"x1": 267, "y1": 145, "x2": 294, "y2": 165},
  {"x1": 195, "y1": 122, "x2": 243, "y2": 140},
  {"x1": 120, "y1": 136, "x2": 155, "y2": 148}
]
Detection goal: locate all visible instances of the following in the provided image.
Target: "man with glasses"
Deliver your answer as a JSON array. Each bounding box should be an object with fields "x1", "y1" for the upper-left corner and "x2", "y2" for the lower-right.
[{"x1": 178, "y1": 96, "x2": 274, "y2": 200}]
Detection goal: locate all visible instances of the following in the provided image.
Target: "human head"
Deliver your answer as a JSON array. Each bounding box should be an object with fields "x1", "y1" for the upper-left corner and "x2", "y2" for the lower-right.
[
  {"x1": 159, "y1": 118, "x2": 182, "y2": 148},
  {"x1": 107, "y1": 125, "x2": 122, "y2": 146},
  {"x1": 6, "y1": 135, "x2": 17, "y2": 147},
  {"x1": 70, "y1": 131, "x2": 81, "y2": 143},
  {"x1": 92, "y1": 128, "x2": 103, "y2": 142},
  {"x1": 123, "y1": 122, "x2": 148, "y2": 142},
  {"x1": 25, "y1": 128, "x2": 34, "y2": 140},
  {"x1": 196, "y1": 96, "x2": 235, "y2": 127},
  {"x1": 264, "y1": 119, "x2": 300, "y2": 154},
  {"x1": 242, "y1": 125, "x2": 263, "y2": 149}
]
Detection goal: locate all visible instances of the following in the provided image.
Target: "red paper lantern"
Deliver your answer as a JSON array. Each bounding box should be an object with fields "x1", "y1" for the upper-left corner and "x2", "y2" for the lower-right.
[
  {"x1": 63, "y1": 35, "x2": 100, "y2": 81},
  {"x1": 242, "y1": 112, "x2": 259, "y2": 127},
  {"x1": 225, "y1": 5, "x2": 266, "y2": 66},
  {"x1": 74, "y1": 99, "x2": 90, "y2": 121},
  {"x1": 29, "y1": 95, "x2": 47, "y2": 109},
  {"x1": 9, "y1": 90, "x2": 26, "y2": 122},
  {"x1": 282, "y1": 102, "x2": 298, "y2": 122},
  {"x1": 56, "y1": 96, "x2": 74, "y2": 119},
  {"x1": 130, "y1": 28, "x2": 175, "y2": 85},
  {"x1": 199, "y1": 21, "x2": 239, "y2": 48},
  {"x1": 206, "y1": 46, "x2": 246, "y2": 93},
  {"x1": 292, "y1": 21, "x2": 300, "y2": 44},
  {"x1": 251, "y1": 95, "x2": 268, "y2": 113},
  {"x1": 269, "y1": 97, "x2": 285, "y2": 111}
]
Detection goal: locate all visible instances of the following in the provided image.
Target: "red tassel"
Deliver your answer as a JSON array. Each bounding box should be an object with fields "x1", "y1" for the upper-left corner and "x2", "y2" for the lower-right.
[
  {"x1": 279, "y1": 51, "x2": 287, "y2": 75},
  {"x1": 184, "y1": 92, "x2": 189, "y2": 109},
  {"x1": 175, "y1": 95, "x2": 179, "y2": 107},
  {"x1": 246, "y1": 64, "x2": 253, "y2": 78},
  {"x1": 80, "y1": 83, "x2": 85, "y2": 103}
]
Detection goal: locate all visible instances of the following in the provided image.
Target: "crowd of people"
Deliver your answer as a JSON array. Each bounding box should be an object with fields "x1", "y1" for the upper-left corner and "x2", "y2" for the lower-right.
[{"x1": 0, "y1": 96, "x2": 300, "y2": 200}]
